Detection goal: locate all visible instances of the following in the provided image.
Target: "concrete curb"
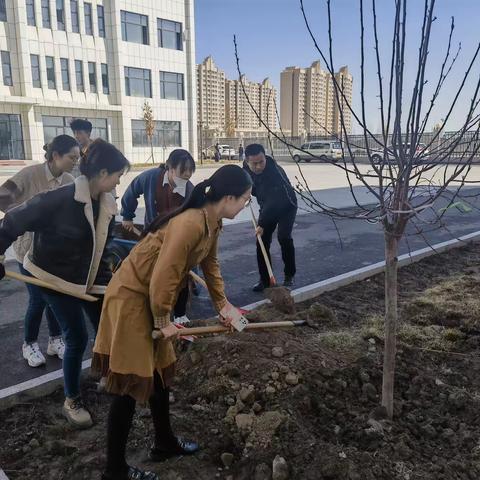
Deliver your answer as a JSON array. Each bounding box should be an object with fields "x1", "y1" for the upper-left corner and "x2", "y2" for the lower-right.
[
  {"x1": 0, "y1": 360, "x2": 91, "y2": 411},
  {"x1": 244, "y1": 230, "x2": 480, "y2": 309},
  {"x1": 0, "y1": 469, "x2": 9, "y2": 480},
  {"x1": 292, "y1": 230, "x2": 480, "y2": 303},
  {"x1": 1, "y1": 230, "x2": 479, "y2": 409}
]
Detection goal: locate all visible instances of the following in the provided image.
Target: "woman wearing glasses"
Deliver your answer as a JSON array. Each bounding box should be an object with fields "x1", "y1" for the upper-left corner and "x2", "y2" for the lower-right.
[{"x1": 93, "y1": 164, "x2": 252, "y2": 480}]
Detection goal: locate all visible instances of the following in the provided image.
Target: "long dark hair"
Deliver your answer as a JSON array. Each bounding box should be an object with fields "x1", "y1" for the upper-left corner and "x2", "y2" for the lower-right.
[
  {"x1": 166, "y1": 148, "x2": 196, "y2": 174},
  {"x1": 79, "y1": 139, "x2": 130, "y2": 178},
  {"x1": 144, "y1": 164, "x2": 252, "y2": 235},
  {"x1": 43, "y1": 135, "x2": 79, "y2": 162}
]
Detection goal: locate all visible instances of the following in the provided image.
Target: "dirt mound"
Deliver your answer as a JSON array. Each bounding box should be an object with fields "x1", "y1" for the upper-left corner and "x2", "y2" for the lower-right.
[{"x1": 3, "y1": 244, "x2": 480, "y2": 479}]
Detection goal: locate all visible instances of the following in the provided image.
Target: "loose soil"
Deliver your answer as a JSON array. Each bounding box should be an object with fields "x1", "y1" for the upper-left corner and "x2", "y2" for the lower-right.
[{"x1": 3, "y1": 244, "x2": 480, "y2": 479}]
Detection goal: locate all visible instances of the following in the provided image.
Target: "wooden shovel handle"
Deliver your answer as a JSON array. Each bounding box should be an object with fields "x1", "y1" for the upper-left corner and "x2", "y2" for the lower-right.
[
  {"x1": 5, "y1": 270, "x2": 98, "y2": 302},
  {"x1": 249, "y1": 203, "x2": 276, "y2": 284},
  {"x1": 180, "y1": 321, "x2": 304, "y2": 336},
  {"x1": 152, "y1": 320, "x2": 305, "y2": 339},
  {"x1": 188, "y1": 270, "x2": 208, "y2": 289}
]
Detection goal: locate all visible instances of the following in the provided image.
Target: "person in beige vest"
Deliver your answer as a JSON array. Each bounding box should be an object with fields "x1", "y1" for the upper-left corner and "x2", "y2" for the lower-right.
[
  {"x1": 93, "y1": 165, "x2": 253, "y2": 480},
  {"x1": 0, "y1": 134, "x2": 77, "y2": 367}
]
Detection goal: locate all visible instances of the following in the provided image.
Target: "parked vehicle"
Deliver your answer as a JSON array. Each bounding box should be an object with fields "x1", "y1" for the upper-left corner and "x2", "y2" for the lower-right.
[
  {"x1": 218, "y1": 144, "x2": 237, "y2": 159},
  {"x1": 292, "y1": 141, "x2": 343, "y2": 163},
  {"x1": 201, "y1": 144, "x2": 237, "y2": 160},
  {"x1": 370, "y1": 143, "x2": 430, "y2": 164}
]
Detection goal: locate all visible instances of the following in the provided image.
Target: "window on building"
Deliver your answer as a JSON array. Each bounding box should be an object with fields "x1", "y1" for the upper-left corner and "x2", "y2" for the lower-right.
[
  {"x1": 46, "y1": 56, "x2": 56, "y2": 89},
  {"x1": 88, "y1": 62, "x2": 97, "y2": 93},
  {"x1": 70, "y1": 0, "x2": 79, "y2": 32},
  {"x1": 30, "y1": 54, "x2": 41, "y2": 88},
  {"x1": 41, "y1": 0, "x2": 50, "y2": 28},
  {"x1": 157, "y1": 18, "x2": 182, "y2": 50},
  {"x1": 160, "y1": 71, "x2": 184, "y2": 100},
  {"x1": 1, "y1": 51, "x2": 13, "y2": 86},
  {"x1": 74, "y1": 59, "x2": 84, "y2": 92},
  {"x1": 60, "y1": 58, "x2": 70, "y2": 90},
  {"x1": 0, "y1": 114, "x2": 25, "y2": 160},
  {"x1": 43, "y1": 115, "x2": 107, "y2": 144},
  {"x1": 97, "y1": 4, "x2": 105, "y2": 37},
  {"x1": 26, "y1": 0, "x2": 36, "y2": 26},
  {"x1": 56, "y1": 0, "x2": 65, "y2": 30},
  {"x1": 0, "y1": 0, "x2": 6, "y2": 22},
  {"x1": 121, "y1": 10, "x2": 148, "y2": 45},
  {"x1": 84, "y1": 2, "x2": 93, "y2": 35},
  {"x1": 124, "y1": 66, "x2": 151, "y2": 97},
  {"x1": 131, "y1": 120, "x2": 181, "y2": 147},
  {"x1": 101, "y1": 63, "x2": 109, "y2": 94}
]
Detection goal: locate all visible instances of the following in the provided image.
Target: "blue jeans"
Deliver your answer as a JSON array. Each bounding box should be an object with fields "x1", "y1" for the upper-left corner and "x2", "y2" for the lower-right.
[
  {"x1": 40, "y1": 288, "x2": 103, "y2": 398},
  {"x1": 18, "y1": 263, "x2": 62, "y2": 343}
]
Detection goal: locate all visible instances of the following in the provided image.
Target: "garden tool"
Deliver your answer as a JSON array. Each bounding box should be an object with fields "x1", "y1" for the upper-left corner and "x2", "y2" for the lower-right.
[
  {"x1": 5, "y1": 270, "x2": 98, "y2": 301},
  {"x1": 248, "y1": 203, "x2": 295, "y2": 314},
  {"x1": 152, "y1": 320, "x2": 306, "y2": 339}
]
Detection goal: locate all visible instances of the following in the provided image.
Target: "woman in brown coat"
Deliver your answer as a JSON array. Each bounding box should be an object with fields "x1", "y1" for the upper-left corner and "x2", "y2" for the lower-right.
[{"x1": 93, "y1": 164, "x2": 253, "y2": 480}]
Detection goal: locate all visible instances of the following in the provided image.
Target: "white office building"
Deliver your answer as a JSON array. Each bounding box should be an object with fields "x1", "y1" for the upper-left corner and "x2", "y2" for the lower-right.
[{"x1": 0, "y1": 0, "x2": 197, "y2": 164}]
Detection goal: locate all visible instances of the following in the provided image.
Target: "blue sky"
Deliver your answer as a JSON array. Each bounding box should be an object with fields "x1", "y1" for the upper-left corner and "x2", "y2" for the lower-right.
[{"x1": 195, "y1": 0, "x2": 480, "y2": 133}]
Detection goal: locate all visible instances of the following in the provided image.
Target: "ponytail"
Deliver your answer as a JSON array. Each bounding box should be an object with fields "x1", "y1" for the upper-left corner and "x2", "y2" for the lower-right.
[{"x1": 143, "y1": 165, "x2": 252, "y2": 236}]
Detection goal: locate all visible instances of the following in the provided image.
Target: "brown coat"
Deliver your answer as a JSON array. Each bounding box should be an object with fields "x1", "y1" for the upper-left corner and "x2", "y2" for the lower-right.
[{"x1": 92, "y1": 205, "x2": 227, "y2": 403}]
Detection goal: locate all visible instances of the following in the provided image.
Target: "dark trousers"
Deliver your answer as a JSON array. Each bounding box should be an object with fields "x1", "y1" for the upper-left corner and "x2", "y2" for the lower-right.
[
  {"x1": 257, "y1": 206, "x2": 297, "y2": 286},
  {"x1": 18, "y1": 263, "x2": 62, "y2": 343},
  {"x1": 173, "y1": 285, "x2": 189, "y2": 318},
  {"x1": 105, "y1": 372, "x2": 174, "y2": 476},
  {"x1": 40, "y1": 288, "x2": 103, "y2": 398}
]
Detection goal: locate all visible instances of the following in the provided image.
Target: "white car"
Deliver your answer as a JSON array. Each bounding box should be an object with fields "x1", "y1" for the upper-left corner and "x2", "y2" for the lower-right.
[
  {"x1": 292, "y1": 141, "x2": 343, "y2": 163},
  {"x1": 218, "y1": 144, "x2": 237, "y2": 159},
  {"x1": 370, "y1": 143, "x2": 430, "y2": 164}
]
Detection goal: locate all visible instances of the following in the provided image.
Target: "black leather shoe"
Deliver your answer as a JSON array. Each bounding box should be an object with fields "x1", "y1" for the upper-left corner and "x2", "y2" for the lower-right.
[
  {"x1": 252, "y1": 281, "x2": 267, "y2": 292},
  {"x1": 283, "y1": 276, "x2": 295, "y2": 287},
  {"x1": 149, "y1": 437, "x2": 199, "y2": 462},
  {"x1": 102, "y1": 465, "x2": 160, "y2": 480}
]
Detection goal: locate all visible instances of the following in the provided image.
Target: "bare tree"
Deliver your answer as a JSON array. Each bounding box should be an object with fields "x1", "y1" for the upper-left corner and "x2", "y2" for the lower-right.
[
  {"x1": 142, "y1": 101, "x2": 156, "y2": 164},
  {"x1": 234, "y1": 0, "x2": 480, "y2": 418}
]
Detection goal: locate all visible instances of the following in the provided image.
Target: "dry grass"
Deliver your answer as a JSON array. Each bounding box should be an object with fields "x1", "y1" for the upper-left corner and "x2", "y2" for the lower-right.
[{"x1": 403, "y1": 274, "x2": 480, "y2": 330}]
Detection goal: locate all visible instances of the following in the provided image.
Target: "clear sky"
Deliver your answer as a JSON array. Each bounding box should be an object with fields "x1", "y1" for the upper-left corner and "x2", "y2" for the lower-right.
[{"x1": 195, "y1": 0, "x2": 480, "y2": 133}]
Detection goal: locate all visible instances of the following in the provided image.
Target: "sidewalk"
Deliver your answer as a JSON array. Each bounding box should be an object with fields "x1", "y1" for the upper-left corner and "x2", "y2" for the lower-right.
[{"x1": 1, "y1": 193, "x2": 480, "y2": 395}]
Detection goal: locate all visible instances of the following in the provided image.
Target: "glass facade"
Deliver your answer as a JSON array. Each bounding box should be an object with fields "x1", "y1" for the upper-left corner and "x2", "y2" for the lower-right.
[{"x1": 0, "y1": 115, "x2": 25, "y2": 160}]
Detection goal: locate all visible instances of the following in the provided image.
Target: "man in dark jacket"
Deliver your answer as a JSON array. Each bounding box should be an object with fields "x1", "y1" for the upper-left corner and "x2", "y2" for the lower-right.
[{"x1": 243, "y1": 144, "x2": 297, "y2": 291}]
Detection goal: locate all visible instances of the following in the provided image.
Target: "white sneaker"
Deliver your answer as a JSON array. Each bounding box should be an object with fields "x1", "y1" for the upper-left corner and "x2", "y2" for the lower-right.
[
  {"x1": 47, "y1": 336, "x2": 65, "y2": 360},
  {"x1": 173, "y1": 315, "x2": 191, "y2": 325},
  {"x1": 63, "y1": 397, "x2": 93, "y2": 429},
  {"x1": 22, "y1": 342, "x2": 46, "y2": 368}
]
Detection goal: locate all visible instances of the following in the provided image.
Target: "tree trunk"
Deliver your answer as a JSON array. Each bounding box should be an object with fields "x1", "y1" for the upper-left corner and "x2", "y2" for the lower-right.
[
  {"x1": 382, "y1": 233, "x2": 399, "y2": 419},
  {"x1": 150, "y1": 139, "x2": 155, "y2": 164}
]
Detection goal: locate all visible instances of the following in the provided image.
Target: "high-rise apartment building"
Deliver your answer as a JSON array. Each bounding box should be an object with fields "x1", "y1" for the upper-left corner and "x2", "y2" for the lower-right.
[
  {"x1": 225, "y1": 75, "x2": 277, "y2": 135},
  {"x1": 280, "y1": 61, "x2": 352, "y2": 136},
  {"x1": 196, "y1": 55, "x2": 225, "y2": 135},
  {"x1": 197, "y1": 56, "x2": 277, "y2": 136},
  {"x1": 0, "y1": 0, "x2": 197, "y2": 163}
]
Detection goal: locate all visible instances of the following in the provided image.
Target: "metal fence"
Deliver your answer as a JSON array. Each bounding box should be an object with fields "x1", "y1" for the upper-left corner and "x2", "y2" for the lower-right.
[{"x1": 203, "y1": 130, "x2": 480, "y2": 159}]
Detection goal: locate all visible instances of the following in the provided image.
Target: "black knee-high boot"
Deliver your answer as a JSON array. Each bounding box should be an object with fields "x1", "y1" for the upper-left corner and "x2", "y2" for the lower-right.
[
  {"x1": 149, "y1": 372, "x2": 199, "y2": 461},
  {"x1": 105, "y1": 394, "x2": 136, "y2": 475}
]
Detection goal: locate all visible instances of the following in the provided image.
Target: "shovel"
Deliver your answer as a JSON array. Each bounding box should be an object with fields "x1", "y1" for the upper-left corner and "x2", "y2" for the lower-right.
[
  {"x1": 5, "y1": 270, "x2": 98, "y2": 302},
  {"x1": 152, "y1": 319, "x2": 306, "y2": 339},
  {"x1": 249, "y1": 203, "x2": 295, "y2": 314}
]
